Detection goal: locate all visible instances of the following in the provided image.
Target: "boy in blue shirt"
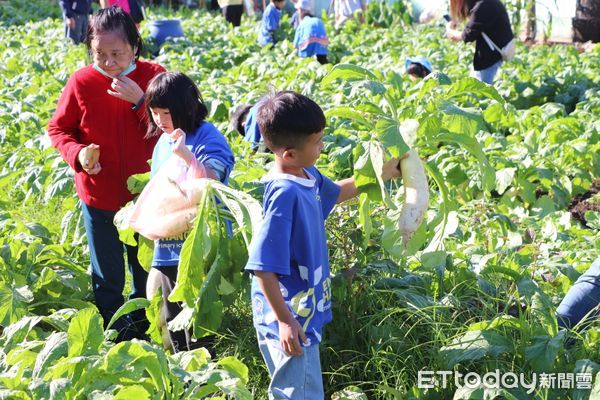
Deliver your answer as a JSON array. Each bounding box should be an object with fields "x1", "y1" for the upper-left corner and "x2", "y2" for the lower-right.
[
  {"x1": 245, "y1": 91, "x2": 401, "y2": 398},
  {"x1": 258, "y1": 0, "x2": 286, "y2": 47}
]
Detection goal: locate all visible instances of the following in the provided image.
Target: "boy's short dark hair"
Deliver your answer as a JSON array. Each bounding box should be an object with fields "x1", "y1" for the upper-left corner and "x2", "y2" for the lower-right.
[
  {"x1": 407, "y1": 62, "x2": 431, "y2": 79},
  {"x1": 230, "y1": 104, "x2": 253, "y2": 137},
  {"x1": 257, "y1": 91, "x2": 325, "y2": 150},
  {"x1": 145, "y1": 72, "x2": 209, "y2": 138}
]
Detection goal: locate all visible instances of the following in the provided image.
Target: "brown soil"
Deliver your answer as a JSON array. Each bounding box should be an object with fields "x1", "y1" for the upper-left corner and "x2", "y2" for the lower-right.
[{"x1": 569, "y1": 180, "x2": 600, "y2": 228}]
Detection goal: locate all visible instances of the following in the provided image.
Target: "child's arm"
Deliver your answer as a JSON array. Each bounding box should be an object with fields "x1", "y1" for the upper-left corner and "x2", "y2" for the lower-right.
[
  {"x1": 255, "y1": 271, "x2": 308, "y2": 356},
  {"x1": 335, "y1": 177, "x2": 359, "y2": 204},
  {"x1": 336, "y1": 157, "x2": 402, "y2": 204}
]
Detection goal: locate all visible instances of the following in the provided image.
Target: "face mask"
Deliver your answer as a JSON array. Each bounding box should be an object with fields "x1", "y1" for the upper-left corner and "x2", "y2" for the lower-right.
[{"x1": 93, "y1": 61, "x2": 137, "y2": 79}]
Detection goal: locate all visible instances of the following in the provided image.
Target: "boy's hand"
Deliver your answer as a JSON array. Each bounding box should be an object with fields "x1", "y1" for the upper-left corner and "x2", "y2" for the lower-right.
[
  {"x1": 381, "y1": 156, "x2": 404, "y2": 181},
  {"x1": 279, "y1": 317, "x2": 308, "y2": 356}
]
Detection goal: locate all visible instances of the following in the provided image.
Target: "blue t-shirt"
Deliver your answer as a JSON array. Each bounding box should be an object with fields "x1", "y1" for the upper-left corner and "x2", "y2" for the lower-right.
[
  {"x1": 151, "y1": 122, "x2": 235, "y2": 268},
  {"x1": 243, "y1": 105, "x2": 262, "y2": 148},
  {"x1": 245, "y1": 166, "x2": 341, "y2": 345},
  {"x1": 293, "y1": 16, "x2": 329, "y2": 57},
  {"x1": 258, "y1": 3, "x2": 282, "y2": 46}
]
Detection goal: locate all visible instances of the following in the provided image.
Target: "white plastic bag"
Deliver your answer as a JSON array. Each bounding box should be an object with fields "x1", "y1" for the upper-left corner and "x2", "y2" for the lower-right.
[{"x1": 128, "y1": 155, "x2": 208, "y2": 240}]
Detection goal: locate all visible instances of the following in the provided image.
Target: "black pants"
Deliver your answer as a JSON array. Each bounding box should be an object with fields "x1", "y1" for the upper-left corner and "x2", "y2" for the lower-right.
[
  {"x1": 316, "y1": 54, "x2": 328, "y2": 64},
  {"x1": 159, "y1": 267, "x2": 216, "y2": 354},
  {"x1": 82, "y1": 203, "x2": 149, "y2": 342},
  {"x1": 222, "y1": 4, "x2": 243, "y2": 27}
]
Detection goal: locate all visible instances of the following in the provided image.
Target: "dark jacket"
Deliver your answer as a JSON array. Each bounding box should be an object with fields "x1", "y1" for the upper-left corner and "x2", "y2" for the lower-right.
[
  {"x1": 462, "y1": 0, "x2": 514, "y2": 71},
  {"x1": 59, "y1": 0, "x2": 93, "y2": 18}
]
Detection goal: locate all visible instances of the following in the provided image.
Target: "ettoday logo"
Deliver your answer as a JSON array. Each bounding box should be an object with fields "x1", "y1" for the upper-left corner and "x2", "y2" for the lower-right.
[{"x1": 417, "y1": 370, "x2": 593, "y2": 394}]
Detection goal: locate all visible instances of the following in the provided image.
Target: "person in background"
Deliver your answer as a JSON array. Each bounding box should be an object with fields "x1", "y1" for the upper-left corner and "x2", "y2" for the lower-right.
[
  {"x1": 99, "y1": 0, "x2": 144, "y2": 26},
  {"x1": 230, "y1": 103, "x2": 266, "y2": 151},
  {"x1": 445, "y1": 0, "x2": 514, "y2": 85},
  {"x1": 145, "y1": 72, "x2": 235, "y2": 353},
  {"x1": 59, "y1": 0, "x2": 93, "y2": 45},
  {"x1": 218, "y1": 0, "x2": 244, "y2": 26},
  {"x1": 405, "y1": 56, "x2": 433, "y2": 80},
  {"x1": 556, "y1": 257, "x2": 600, "y2": 333},
  {"x1": 293, "y1": 0, "x2": 329, "y2": 64},
  {"x1": 331, "y1": 0, "x2": 367, "y2": 29},
  {"x1": 48, "y1": 7, "x2": 166, "y2": 342},
  {"x1": 258, "y1": 0, "x2": 285, "y2": 47}
]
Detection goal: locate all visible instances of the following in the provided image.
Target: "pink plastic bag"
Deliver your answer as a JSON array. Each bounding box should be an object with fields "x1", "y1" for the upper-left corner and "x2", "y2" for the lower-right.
[{"x1": 128, "y1": 155, "x2": 208, "y2": 240}]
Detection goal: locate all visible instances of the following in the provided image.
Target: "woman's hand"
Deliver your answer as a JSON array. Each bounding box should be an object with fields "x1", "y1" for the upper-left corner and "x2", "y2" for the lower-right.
[
  {"x1": 107, "y1": 76, "x2": 144, "y2": 105},
  {"x1": 446, "y1": 21, "x2": 463, "y2": 41},
  {"x1": 78, "y1": 144, "x2": 102, "y2": 175},
  {"x1": 65, "y1": 17, "x2": 76, "y2": 30}
]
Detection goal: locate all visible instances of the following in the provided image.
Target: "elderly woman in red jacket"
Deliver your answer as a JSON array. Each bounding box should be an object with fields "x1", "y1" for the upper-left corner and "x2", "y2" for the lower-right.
[{"x1": 48, "y1": 7, "x2": 165, "y2": 341}]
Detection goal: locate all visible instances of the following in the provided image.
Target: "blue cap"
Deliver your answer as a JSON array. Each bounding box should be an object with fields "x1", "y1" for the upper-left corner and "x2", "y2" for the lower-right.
[{"x1": 405, "y1": 57, "x2": 433, "y2": 74}]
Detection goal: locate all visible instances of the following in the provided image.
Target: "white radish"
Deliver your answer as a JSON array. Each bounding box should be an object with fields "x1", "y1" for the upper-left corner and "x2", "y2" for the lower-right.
[{"x1": 398, "y1": 149, "x2": 429, "y2": 243}]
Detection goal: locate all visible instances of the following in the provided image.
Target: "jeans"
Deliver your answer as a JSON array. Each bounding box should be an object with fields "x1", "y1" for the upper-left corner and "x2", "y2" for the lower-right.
[
  {"x1": 557, "y1": 257, "x2": 600, "y2": 330},
  {"x1": 472, "y1": 60, "x2": 502, "y2": 85},
  {"x1": 81, "y1": 203, "x2": 148, "y2": 341},
  {"x1": 65, "y1": 13, "x2": 88, "y2": 45},
  {"x1": 257, "y1": 331, "x2": 324, "y2": 400}
]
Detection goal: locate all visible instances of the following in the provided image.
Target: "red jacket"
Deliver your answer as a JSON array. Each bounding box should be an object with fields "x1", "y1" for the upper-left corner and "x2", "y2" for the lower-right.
[{"x1": 48, "y1": 60, "x2": 166, "y2": 211}]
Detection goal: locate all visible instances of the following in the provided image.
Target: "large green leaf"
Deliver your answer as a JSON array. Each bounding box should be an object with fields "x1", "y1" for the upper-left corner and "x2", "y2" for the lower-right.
[
  {"x1": 102, "y1": 341, "x2": 171, "y2": 395},
  {"x1": 326, "y1": 107, "x2": 372, "y2": 128},
  {"x1": 127, "y1": 172, "x2": 150, "y2": 195},
  {"x1": 437, "y1": 101, "x2": 488, "y2": 137},
  {"x1": 440, "y1": 330, "x2": 513, "y2": 368},
  {"x1": 169, "y1": 188, "x2": 215, "y2": 306},
  {"x1": 353, "y1": 143, "x2": 381, "y2": 201},
  {"x1": 136, "y1": 235, "x2": 154, "y2": 272},
  {"x1": 435, "y1": 131, "x2": 496, "y2": 192},
  {"x1": 67, "y1": 308, "x2": 104, "y2": 357},
  {"x1": 321, "y1": 64, "x2": 378, "y2": 87},
  {"x1": 106, "y1": 298, "x2": 150, "y2": 331},
  {"x1": 375, "y1": 117, "x2": 409, "y2": 159},
  {"x1": 0, "y1": 283, "x2": 33, "y2": 327},
  {"x1": 145, "y1": 289, "x2": 164, "y2": 346},
  {"x1": 113, "y1": 385, "x2": 152, "y2": 400},
  {"x1": 530, "y1": 291, "x2": 558, "y2": 337},
  {"x1": 572, "y1": 359, "x2": 600, "y2": 400},
  {"x1": 0, "y1": 316, "x2": 42, "y2": 353},
  {"x1": 446, "y1": 77, "x2": 505, "y2": 104},
  {"x1": 524, "y1": 331, "x2": 565, "y2": 372}
]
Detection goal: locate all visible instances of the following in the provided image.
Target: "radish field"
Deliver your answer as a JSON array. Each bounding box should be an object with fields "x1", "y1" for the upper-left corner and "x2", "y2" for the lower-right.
[{"x1": 0, "y1": 1, "x2": 599, "y2": 399}]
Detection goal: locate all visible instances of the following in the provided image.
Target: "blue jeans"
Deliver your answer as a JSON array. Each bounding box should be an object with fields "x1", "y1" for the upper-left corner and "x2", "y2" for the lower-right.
[
  {"x1": 473, "y1": 60, "x2": 502, "y2": 85},
  {"x1": 82, "y1": 203, "x2": 148, "y2": 340},
  {"x1": 557, "y1": 257, "x2": 600, "y2": 330},
  {"x1": 257, "y1": 331, "x2": 325, "y2": 400},
  {"x1": 65, "y1": 13, "x2": 88, "y2": 45}
]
